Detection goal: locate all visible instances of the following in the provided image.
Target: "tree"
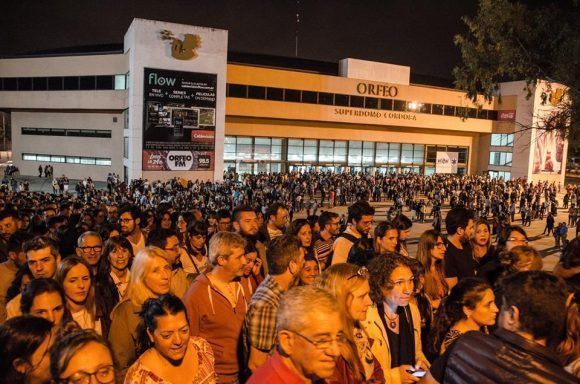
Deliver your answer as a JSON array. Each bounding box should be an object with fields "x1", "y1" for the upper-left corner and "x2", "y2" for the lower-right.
[{"x1": 453, "y1": 0, "x2": 580, "y2": 146}]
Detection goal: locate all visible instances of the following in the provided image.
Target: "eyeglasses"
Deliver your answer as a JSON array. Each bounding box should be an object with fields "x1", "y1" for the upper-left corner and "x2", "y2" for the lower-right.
[
  {"x1": 347, "y1": 266, "x2": 368, "y2": 280},
  {"x1": 58, "y1": 365, "x2": 115, "y2": 384},
  {"x1": 119, "y1": 218, "x2": 134, "y2": 223},
  {"x1": 164, "y1": 245, "x2": 181, "y2": 252},
  {"x1": 291, "y1": 330, "x2": 346, "y2": 350},
  {"x1": 79, "y1": 246, "x2": 102, "y2": 253},
  {"x1": 507, "y1": 238, "x2": 528, "y2": 245},
  {"x1": 434, "y1": 242, "x2": 446, "y2": 248}
]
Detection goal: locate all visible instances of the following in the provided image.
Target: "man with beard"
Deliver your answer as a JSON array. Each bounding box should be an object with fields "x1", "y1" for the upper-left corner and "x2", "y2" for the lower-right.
[
  {"x1": 232, "y1": 205, "x2": 268, "y2": 275},
  {"x1": 332, "y1": 201, "x2": 375, "y2": 265},
  {"x1": 0, "y1": 231, "x2": 33, "y2": 323},
  {"x1": 0, "y1": 210, "x2": 19, "y2": 262},
  {"x1": 119, "y1": 204, "x2": 145, "y2": 255},
  {"x1": 183, "y1": 231, "x2": 249, "y2": 384},
  {"x1": 242, "y1": 235, "x2": 305, "y2": 377},
  {"x1": 444, "y1": 207, "x2": 475, "y2": 290},
  {"x1": 259, "y1": 202, "x2": 289, "y2": 243},
  {"x1": 314, "y1": 211, "x2": 340, "y2": 269}
]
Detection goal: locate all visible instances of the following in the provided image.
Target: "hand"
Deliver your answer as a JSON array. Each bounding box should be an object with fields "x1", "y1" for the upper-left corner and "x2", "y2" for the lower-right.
[
  {"x1": 399, "y1": 365, "x2": 420, "y2": 383},
  {"x1": 414, "y1": 358, "x2": 430, "y2": 370},
  {"x1": 252, "y1": 257, "x2": 262, "y2": 276}
]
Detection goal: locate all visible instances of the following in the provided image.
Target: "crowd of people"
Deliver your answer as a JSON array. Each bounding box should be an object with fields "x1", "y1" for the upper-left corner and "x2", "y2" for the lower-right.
[{"x1": 0, "y1": 170, "x2": 578, "y2": 384}]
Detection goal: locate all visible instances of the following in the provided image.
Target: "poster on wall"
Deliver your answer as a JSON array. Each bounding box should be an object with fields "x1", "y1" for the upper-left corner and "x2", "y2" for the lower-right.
[
  {"x1": 435, "y1": 152, "x2": 458, "y2": 174},
  {"x1": 532, "y1": 129, "x2": 565, "y2": 174},
  {"x1": 142, "y1": 68, "x2": 217, "y2": 171}
]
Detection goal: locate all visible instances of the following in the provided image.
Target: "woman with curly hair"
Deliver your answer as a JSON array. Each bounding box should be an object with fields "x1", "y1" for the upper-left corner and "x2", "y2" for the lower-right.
[
  {"x1": 361, "y1": 253, "x2": 429, "y2": 383},
  {"x1": 427, "y1": 277, "x2": 498, "y2": 357}
]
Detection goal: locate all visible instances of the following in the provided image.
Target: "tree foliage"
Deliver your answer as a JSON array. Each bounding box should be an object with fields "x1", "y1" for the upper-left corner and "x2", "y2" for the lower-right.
[{"x1": 453, "y1": 0, "x2": 580, "y2": 146}]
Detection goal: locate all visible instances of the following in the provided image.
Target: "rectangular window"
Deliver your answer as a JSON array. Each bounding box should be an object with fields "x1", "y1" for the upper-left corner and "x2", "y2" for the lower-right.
[
  {"x1": 3, "y1": 78, "x2": 17, "y2": 90},
  {"x1": 365, "y1": 97, "x2": 379, "y2": 109},
  {"x1": 380, "y1": 99, "x2": 393, "y2": 110},
  {"x1": 79, "y1": 76, "x2": 96, "y2": 90},
  {"x1": 95, "y1": 158, "x2": 112, "y2": 166},
  {"x1": 18, "y1": 78, "x2": 33, "y2": 91},
  {"x1": 401, "y1": 143, "x2": 414, "y2": 163},
  {"x1": 350, "y1": 96, "x2": 364, "y2": 108},
  {"x1": 388, "y1": 143, "x2": 401, "y2": 163},
  {"x1": 80, "y1": 157, "x2": 96, "y2": 165},
  {"x1": 444, "y1": 105, "x2": 456, "y2": 116},
  {"x1": 63, "y1": 77, "x2": 79, "y2": 90},
  {"x1": 248, "y1": 86, "x2": 266, "y2": 99},
  {"x1": 318, "y1": 92, "x2": 334, "y2": 105},
  {"x1": 22, "y1": 154, "x2": 36, "y2": 161},
  {"x1": 50, "y1": 155, "x2": 65, "y2": 163},
  {"x1": 266, "y1": 87, "x2": 284, "y2": 101},
  {"x1": 393, "y1": 100, "x2": 406, "y2": 111},
  {"x1": 302, "y1": 91, "x2": 317, "y2": 104},
  {"x1": 489, "y1": 151, "x2": 512, "y2": 166},
  {"x1": 96, "y1": 75, "x2": 113, "y2": 90},
  {"x1": 114, "y1": 74, "x2": 127, "y2": 90},
  {"x1": 432, "y1": 104, "x2": 444, "y2": 115},
  {"x1": 123, "y1": 137, "x2": 129, "y2": 159},
  {"x1": 48, "y1": 77, "x2": 63, "y2": 91},
  {"x1": 33, "y1": 77, "x2": 47, "y2": 91},
  {"x1": 334, "y1": 94, "x2": 349, "y2": 106},
  {"x1": 284, "y1": 89, "x2": 301, "y2": 102},
  {"x1": 491, "y1": 133, "x2": 514, "y2": 147},
  {"x1": 228, "y1": 84, "x2": 247, "y2": 98},
  {"x1": 375, "y1": 142, "x2": 389, "y2": 163}
]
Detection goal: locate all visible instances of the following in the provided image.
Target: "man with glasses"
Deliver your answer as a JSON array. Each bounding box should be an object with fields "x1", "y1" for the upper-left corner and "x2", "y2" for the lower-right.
[
  {"x1": 148, "y1": 228, "x2": 191, "y2": 298},
  {"x1": 7, "y1": 236, "x2": 61, "y2": 319},
  {"x1": 119, "y1": 204, "x2": 145, "y2": 255},
  {"x1": 76, "y1": 231, "x2": 103, "y2": 276},
  {"x1": 247, "y1": 285, "x2": 342, "y2": 384},
  {"x1": 314, "y1": 211, "x2": 340, "y2": 269}
]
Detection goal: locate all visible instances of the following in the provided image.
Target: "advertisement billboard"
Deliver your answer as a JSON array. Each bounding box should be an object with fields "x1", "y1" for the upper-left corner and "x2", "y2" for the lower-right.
[
  {"x1": 436, "y1": 151, "x2": 458, "y2": 174},
  {"x1": 142, "y1": 68, "x2": 217, "y2": 171}
]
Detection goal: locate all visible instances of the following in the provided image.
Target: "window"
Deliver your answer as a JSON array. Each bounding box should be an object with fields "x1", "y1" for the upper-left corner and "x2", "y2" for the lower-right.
[
  {"x1": 33, "y1": 77, "x2": 47, "y2": 91},
  {"x1": 248, "y1": 86, "x2": 266, "y2": 99},
  {"x1": 334, "y1": 94, "x2": 349, "y2": 106},
  {"x1": 302, "y1": 91, "x2": 317, "y2": 104},
  {"x1": 22, "y1": 153, "x2": 112, "y2": 166},
  {"x1": 318, "y1": 92, "x2": 334, "y2": 105},
  {"x1": 491, "y1": 133, "x2": 514, "y2": 146},
  {"x1": 380, "y1": 99, "x2": 393, "y2": 110},
  {"x1": 401, "y1": 144, "x2": 414, "y2": 163},
  {"x1": 304, "y1": 140, "x2": 318, "y2": 162},
  {"x1": 393, "y1": 100, "x2": 406, "y2": 111},
  {"x1": 114, "y1": 74, "x2": 127, "y2": 90},
  {"x1": 96, "y1": 76, "x2": 113, "y2": 90},
  {"x1": 489, "y1": 151, "x2": 513, "y2": 166},
  {"x1": 489, "y1": 170, "x2": 511, "y2": 180},
  {"x1": 228, "y1": 84, "x2": 247, "y2": 98},
  {"x1": 123, "y1": 137, "x2": 129, "y2": 159},
  {"x1": 334, "y1": 141, "x2": 347, "y2": 163},
  {"x1": 350, "y1": 96, "x2": 364, "y2": 108},
  {"x1": 284, "y1": 89, "x2": 301, "y2": 102},
  {"x1": 288, "y1": 138, "x2": 304, "y2": 162},
  {"x1": 79, "y1": 76, "x2": 96, "y2": 90},
  {"x1": 18, "y1": 78, "x2": 32, "y2": 90},
  {"x1": 348, "y1": 141, "x2": 363, "y2": 165},
  {"x1": 388, "y1": 143, "x2": 401, "y2": 163},
  {"x1": 63, "y1": 77, "x2": 79, "y2": 90},
  {"x1": 365, "y1": 97, "x2": 379, "y2": 109},
  {"x1": 375, "y1": 142, "x2": 390, "y2": 163},
  {"x1": 266, "y1": 87, "x2": 284, "y2": 101}
]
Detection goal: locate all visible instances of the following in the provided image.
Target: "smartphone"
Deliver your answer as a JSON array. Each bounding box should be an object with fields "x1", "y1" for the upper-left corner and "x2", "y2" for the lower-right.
[{"x1": 406, "y1": 369, "x2": 427, "y2": 378}]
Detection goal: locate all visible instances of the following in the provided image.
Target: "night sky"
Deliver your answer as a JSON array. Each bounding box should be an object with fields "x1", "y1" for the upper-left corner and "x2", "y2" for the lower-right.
[{"x1": 1, "y1": 0, "x2": 479, "y2": 80}]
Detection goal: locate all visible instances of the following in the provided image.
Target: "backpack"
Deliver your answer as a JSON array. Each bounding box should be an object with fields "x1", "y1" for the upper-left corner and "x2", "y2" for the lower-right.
[{"x1": 335, "y1": 232, "x2": 376, "y2": 267}]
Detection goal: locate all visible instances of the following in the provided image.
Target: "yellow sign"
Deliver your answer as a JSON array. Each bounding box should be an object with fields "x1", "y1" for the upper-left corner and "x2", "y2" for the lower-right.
[{"x1": 160, "y1": 30, "x2": 202, "y2": 60}]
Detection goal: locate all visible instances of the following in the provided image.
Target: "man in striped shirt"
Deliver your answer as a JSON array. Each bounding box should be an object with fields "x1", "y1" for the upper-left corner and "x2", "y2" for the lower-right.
[{"x1": 313, "y1": 211, "x2": 340, "y2": 269}]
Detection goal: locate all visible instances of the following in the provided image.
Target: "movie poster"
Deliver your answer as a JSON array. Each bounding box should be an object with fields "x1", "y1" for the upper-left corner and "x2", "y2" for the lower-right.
[{"x1": 142, "y1": 68, "x2": 217, "y2": 171}]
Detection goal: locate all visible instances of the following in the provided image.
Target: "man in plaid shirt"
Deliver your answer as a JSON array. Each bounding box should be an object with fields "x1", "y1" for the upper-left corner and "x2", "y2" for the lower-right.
[{"x1": 242, "y1": 234, "x2": 305, "y2": 377}]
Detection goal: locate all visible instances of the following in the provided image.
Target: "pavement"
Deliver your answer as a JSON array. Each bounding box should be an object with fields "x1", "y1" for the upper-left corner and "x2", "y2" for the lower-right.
[{"x1": 7, "y1": 174, "x2": 577, "y2": 272}]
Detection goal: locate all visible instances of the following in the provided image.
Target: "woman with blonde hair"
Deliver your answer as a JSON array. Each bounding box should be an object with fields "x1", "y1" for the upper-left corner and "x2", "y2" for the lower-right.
[
  {"x1": 108, "y1": 246, "x2": 172, "y2": 376},
  {"x1": 315, "y1": 263, "x2": 384, "y2": 383},
  {"x1": 416, "y1": 230, "x2": 449, "y2": 312}
]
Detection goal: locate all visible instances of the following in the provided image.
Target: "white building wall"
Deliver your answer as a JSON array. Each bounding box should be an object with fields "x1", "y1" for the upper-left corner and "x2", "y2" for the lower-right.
[{"x1": 12, "y1": 112, "x2": 124, "y2": 181}]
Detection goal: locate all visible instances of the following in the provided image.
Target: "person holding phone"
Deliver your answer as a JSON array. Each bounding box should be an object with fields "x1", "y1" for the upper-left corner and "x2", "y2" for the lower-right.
[{"x1": 362, "y1": 253, "x2": 430, "y2": 383}]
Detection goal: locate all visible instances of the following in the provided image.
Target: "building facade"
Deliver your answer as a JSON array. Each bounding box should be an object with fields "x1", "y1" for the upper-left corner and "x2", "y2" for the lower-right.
[{"x1": 0, "y1": 19, "x2": 567, "y2": 184}]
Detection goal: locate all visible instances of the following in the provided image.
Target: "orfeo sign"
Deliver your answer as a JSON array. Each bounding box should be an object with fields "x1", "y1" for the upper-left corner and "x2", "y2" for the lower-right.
[{"x1": 356, "y1": 82, "x2": 398, "y2": 98}]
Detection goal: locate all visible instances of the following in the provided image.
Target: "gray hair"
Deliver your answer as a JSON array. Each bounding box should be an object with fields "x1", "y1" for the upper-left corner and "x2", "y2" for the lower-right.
[
  {"x1": 208, "y1": 231, "x2": 246, "y2": 266},
  {"x1": 276, "y1": 286, "x2": 339, "y2": 332},
  {"x1": 77, "y1": 231, "x2": 102, "y2": 248}
]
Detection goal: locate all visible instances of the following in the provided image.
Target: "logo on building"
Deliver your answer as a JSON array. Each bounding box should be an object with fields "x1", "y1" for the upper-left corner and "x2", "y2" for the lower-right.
[
  {"x1": 160, "y1": 30, "x2": 202, "y2": 60},
  {"x1": 166, "y1": 151, "x2": 194, "y2": 170}
]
